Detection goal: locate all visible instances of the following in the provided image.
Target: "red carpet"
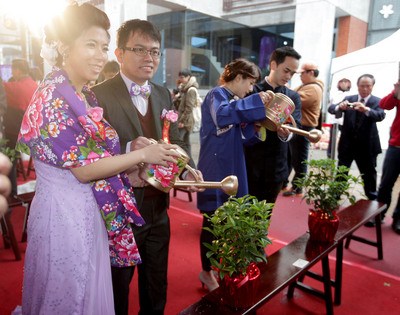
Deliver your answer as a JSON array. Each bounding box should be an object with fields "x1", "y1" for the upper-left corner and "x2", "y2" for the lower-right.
[{"x1": 1, "y1": 189, "x2": 400, "y2": 314}]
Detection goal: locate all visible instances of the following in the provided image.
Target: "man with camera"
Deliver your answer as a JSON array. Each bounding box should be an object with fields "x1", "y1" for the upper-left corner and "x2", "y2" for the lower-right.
[{"x1": 328, "y1": 74, "x2": 385, "y2": 205}]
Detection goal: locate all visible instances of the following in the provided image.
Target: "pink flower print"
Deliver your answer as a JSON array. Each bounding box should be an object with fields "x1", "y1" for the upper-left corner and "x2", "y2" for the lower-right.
[
  {"x1": 62, "y1": 150, "x2": 78, "y2": 163},
  {"x1": 161, "y1": 109, "x2": 178, "y2": 123},
  {"x1": 117, "y1": 189, "x2": 142, "y2": 217},
  {"x1": 112, "y1": 229, "x2": 139, "y2": 259},
  {"x1": 20, "y1": 98, "x2": 44, "y2": 141},
  {"x1": 40, "y1": 84, "x2": 56, "y2": 102},
  {"x1": 101, "y1": 202, "x2": 114, "y2": 214},
  {"x1": 105, "y1": 126, "x2": 117, "y2": 140},
  {"x1": 54, "y1": 111, "x2": 64, "y2": 122},
  {"x1": 52, "y1": 98, "x2": 63, "y2": 109},
  {"x1": 95, "y1": 180, "x2": 111, "y2": 192},
  {"x1": 87, "y1": 107, "x2": 104, "y2": 122},
  {"x1": 87, "y1": 151, "x2": 101, "y2": 161},
  {"x1": 76, "y1": 135, "x2": 86, "y2": 145},
  {"x1": 78, "y1": 116, "x2": 97, "y2": 138},
  {"x1": 47, "y1": 122, "x2": 60, "y2": 137},
  {"x1": 58, "y1": 123, "x2": 67, "y2": 131},
  {"x1": 45, "y1": 106, "x2": 55, "y2": 120},
  {"x1": 66, "y1": 118, "x2": 74, "y2": 126},
  {"x1": 153, "y1": 162, "x2": 179, "y2": 187}
]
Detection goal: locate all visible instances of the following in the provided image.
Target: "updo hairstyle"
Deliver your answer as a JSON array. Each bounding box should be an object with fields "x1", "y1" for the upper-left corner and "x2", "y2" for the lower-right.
[
  {"x1": 43, "y1": 3, "x2": 110, "y2": 67},
  {"x1": 219, "y1": 58, "x2": 261, "y2": 85}
]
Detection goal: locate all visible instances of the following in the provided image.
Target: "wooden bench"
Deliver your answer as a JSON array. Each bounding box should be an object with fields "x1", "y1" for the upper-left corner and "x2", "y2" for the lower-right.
[
  {"x1": 290, "y1": 200, "x2": 385, "y2": 306},
  {"x1": 179, "y1": 200, "x2": 385, "y2": 315}
]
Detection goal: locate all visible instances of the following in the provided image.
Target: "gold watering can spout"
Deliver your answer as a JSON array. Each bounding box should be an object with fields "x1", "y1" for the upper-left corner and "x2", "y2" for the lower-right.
[{"x1": 173, "y1": 175, "x2": 238, "y2": 196}]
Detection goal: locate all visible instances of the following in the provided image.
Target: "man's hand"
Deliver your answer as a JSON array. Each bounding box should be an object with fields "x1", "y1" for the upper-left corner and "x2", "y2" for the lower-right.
[
  {"x1": 182, "y1": 168, "x2": 205, "y2": 192},
  {"x1": 130, "y1": 136, "x2": 157, "y2": 151},
  {"x1": 277, "y1": 126, "x2": 290, "y2": 139},
  {"x1": 354, "y1": 101, "x2": 370, "y2": 113},
  {"x1": 338, "y1": 100, "x2": 351, "y2": 111}
]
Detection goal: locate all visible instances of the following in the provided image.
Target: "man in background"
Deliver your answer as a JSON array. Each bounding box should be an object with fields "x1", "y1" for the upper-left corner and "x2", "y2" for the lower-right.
[
  {"x1": 283, "y1": 62, "x2": 324, "y2": 196},
  {"x1": 3, "y1": 59, "x2": 38, "y2": 194},
  {"x1": 176, "y1": 68, "x2": 199, "y2": 157},
  {"x1": 328, "y1": 74, "x2": 385, "y2": 202},
  {"x1": 245, "y1": 46, "x2": 302, "y2": 204}
]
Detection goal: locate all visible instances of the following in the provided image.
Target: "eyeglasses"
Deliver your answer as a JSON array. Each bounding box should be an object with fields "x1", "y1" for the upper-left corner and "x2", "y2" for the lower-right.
[{"x1": 123, "y1": 47, "x2": 162, "y2": 59}]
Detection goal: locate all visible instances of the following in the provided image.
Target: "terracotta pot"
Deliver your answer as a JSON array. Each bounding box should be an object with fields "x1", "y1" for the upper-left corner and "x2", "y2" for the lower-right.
[
  {"x1": 219, "y1": 263, "x2": 260, "y2": 310},
  {"x1": 308, "y1": 210, "x2": 339, "y2": 243}
]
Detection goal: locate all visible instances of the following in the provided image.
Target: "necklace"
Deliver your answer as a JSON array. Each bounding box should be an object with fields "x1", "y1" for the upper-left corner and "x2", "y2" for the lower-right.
[{"x1": 77, "y1": 91, "x2": 91, "y2": 109}]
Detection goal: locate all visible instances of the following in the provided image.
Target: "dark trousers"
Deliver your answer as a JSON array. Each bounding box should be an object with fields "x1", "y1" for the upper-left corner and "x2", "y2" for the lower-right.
[
  {"x1": 112, "y1": 194, "x2": 170, "y2": 315},
  {"x1": 179, "y1": 128, "x2": 192, "y2": 158},
  {"x1": 288, "y1": 127, "x2": 312, "y2": 191},
  {"x1": 338, "y1": 149, "x2": 378, "y2": 201},
  {"x1": 377, "y1": 146, "x2": 400, "y2": 219},
  {"x1": 247, "y1": 178, "x2": 283, "y2": 204}
]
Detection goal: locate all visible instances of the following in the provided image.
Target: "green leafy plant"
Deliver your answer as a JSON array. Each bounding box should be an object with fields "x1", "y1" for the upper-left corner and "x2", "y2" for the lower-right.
[
  {"x1": 203, "y1": 195, "x2": 273, "y2": 280},
  {"x1": 294, "y1": 159, "x2": 363, "y2": 218},
  {"x1": 0, "y1": 138, "x2": 17, "y2": 162}
]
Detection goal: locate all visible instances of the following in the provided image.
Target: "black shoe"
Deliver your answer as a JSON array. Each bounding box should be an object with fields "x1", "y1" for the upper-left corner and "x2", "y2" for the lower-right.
[
  {"x1": 392, "y1": 218, "x2": 400, "y2": 234},
  {"x1": 364, "y1": 214, "x2": 385, "y2": 228},
  {"x1": 282, "y1": 189, "x2": 302, "y2": 197},
  {"x1": 364, "y1": 219, "x2": 376, "y2": 227}
]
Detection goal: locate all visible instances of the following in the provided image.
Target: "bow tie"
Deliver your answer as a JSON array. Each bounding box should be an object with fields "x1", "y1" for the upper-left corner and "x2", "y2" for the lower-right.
[{"x1": 130, "y1": 82, "x2": 151, "y2": 99}]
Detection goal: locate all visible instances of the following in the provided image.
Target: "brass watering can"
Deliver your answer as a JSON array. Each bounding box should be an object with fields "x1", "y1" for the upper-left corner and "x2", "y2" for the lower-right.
[
  {"x1": 260, "y1": 91, "x2": 322, "y2": 143},
  {"x1": 139, "y1": 142, "x2": 238, "y2": 196}
]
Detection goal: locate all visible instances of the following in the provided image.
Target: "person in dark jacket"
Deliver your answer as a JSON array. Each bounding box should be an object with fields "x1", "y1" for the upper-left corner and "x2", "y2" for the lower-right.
[
  {"x1": 245, "y1": 46, "x2": 302, "y2": 204},
  {"x1": 328, "y1": 74, "x2": 385, "y2": 201}
]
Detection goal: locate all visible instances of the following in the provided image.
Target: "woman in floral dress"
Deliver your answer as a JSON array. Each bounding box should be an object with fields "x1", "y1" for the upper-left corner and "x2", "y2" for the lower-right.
[{"x1": 14, "y1": 3, "x2": 178, "y2": 315}]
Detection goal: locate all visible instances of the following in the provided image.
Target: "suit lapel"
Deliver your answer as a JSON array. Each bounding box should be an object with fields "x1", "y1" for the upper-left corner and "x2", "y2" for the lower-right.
[
  {"x1": 113, "y1": 75, "x2": 143, "y2": 135},
  {"x1": 148, "y1": 83, "x2": 162, "y2": 139}
]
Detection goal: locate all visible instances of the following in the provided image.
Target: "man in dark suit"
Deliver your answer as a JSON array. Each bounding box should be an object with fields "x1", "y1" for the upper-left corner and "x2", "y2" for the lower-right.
[
  {"x1": 328, "y1": 74, "x2": 385, "y2": 201},
  {"x1": 245, "y1": 46, "x2": 302, "y2": 204},
  {"x1": 92, "y1": 19, "x2": 200, "y2": 315}
]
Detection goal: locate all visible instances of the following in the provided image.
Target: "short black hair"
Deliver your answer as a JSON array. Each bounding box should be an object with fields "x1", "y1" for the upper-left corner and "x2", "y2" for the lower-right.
[
  {"x1": 270, "y1": 46, "x2": 301, "y2": 66},
  {"x1": 178, "y1": 69, "x2": 191, "y2": 77},
  {"x1": 12, "y1": 59, "x2": 30, "y2": 75},
  {"x1": 103, "y1": 60, "x2": 120, "y2": 73},
  {"x1": 117, "y1": 19, "x2": 161, "y2": 49},
  {"x1": 357, "y1": 74, "x2": 375, "y2": 85}
]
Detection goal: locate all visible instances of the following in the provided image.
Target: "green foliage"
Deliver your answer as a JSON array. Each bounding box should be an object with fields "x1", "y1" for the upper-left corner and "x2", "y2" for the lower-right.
[
  {"x1": 294, "y1": 159, "x2": 363, "y2": 217},
  {"x1": 0, "y1": 138, "x2": 17, "y2": 162},
  {"x1": 203, "y1": 195, "x2": 273, "y2": 280}
]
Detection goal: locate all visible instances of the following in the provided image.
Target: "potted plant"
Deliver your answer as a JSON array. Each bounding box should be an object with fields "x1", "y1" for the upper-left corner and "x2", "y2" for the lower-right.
[
  {"x1": 294, "y1": 158, "x2": 363, "y2": 242},
  {"x1": 0, "y1": 138, "x2": 17, "y2": 162},
  {"x1": 203, "y1": 195, "x2": 273, "y2": 309}
]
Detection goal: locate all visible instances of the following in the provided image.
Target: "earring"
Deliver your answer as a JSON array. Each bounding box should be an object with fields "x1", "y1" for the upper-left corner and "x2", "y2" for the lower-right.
[{"x1": 62, "y1": 52, "x2": 68, "y2": 67}]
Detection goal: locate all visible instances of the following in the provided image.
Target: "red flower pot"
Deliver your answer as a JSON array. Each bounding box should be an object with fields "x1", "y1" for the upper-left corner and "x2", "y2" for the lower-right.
[
  {"x1": 219, "y1": 263, "x2": 260, "y2": 309},
  {"x1": 308, "y1": 210, "x2": 339, "y2": 243}
]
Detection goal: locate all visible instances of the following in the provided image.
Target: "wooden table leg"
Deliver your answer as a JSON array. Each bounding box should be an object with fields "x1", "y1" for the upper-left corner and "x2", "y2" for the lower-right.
[
  {"x1": 334, "y1": 241, "x2": 343, "y2": 305},
  {"x1": 322, "y1": 256, "x2": 334, "y2": 315},
  {"x1": 375, "y1": 214, "x2": 383, "y2": 260}
]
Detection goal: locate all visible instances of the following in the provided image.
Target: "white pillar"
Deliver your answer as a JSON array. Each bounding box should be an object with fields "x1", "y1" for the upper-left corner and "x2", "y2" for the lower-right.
[
  {"x1": 104, "y1": 0, "x2": 148, "y2": 60},
  {"x1": 292, "y1": 0, "x2": 336, "y2": 110}
]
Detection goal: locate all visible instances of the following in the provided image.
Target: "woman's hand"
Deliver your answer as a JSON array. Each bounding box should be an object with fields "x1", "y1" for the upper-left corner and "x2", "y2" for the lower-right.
[
  {"x1": 139, "y1": 143, "x2": 180, "y2": 167},
  {"x1": 259, "y1": 91, "x2": 273, "y2": 108}
]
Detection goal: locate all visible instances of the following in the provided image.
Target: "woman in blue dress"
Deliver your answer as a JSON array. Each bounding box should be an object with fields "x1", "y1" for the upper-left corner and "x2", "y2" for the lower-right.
[{"x1": 197, "y1": 58, "x2": 271, "y2": 291}]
